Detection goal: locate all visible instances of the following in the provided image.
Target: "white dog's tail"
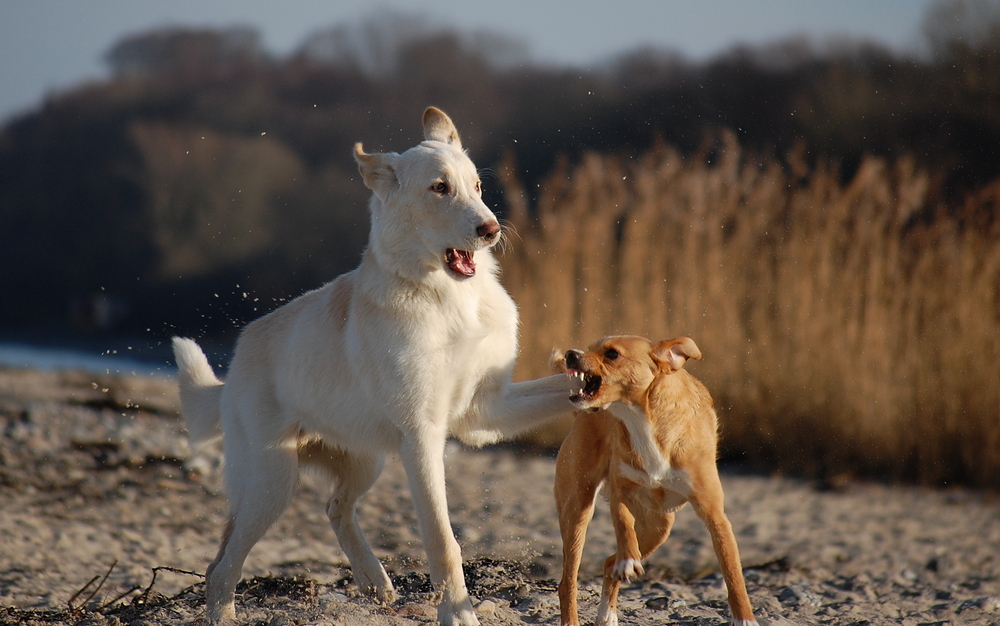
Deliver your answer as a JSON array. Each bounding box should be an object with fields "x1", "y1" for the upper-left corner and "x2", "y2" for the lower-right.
[{"x1": 171, "y1": 336, "x2": 224, "y2": 445}]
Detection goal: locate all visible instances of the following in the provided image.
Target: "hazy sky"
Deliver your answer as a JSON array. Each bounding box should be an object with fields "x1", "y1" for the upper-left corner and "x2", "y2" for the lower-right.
[{"x1": 0, "y1": 0, "x2": 936, "y2": 125}]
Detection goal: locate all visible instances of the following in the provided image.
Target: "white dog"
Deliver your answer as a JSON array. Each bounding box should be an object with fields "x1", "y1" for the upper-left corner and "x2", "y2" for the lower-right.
[{"x1": 172, "y1": 107, "x2": 574, "y2": 625}]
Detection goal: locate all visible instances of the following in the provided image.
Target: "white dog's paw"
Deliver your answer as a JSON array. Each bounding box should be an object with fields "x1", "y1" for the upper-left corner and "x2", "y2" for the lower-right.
[
  {"x1": 365, "y1": 582, "x2": 397, "y2": 605},
  {"x1": 205, "y1": 600, "x2": 236, "y2": 625},
  {"x1": 438, "y1": 598, "x2": 480, "y2": 626},
  {"x1": 611, "y1": 557, "x2": 644, "y2": 581},
  {"x1": 353, "y1": 568, "x2": 396, "y2": 604}
]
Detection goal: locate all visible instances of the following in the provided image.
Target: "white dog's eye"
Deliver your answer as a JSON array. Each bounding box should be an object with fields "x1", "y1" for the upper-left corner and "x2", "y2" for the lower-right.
[
  {"x1": 475, "y1": 181, "x2": 482, "y2": 194},
  {"x1": 430, "y1": 181, "x2": 449, "y2": 194}
]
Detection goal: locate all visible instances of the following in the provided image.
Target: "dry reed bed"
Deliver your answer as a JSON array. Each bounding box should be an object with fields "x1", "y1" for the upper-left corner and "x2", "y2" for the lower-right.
[{"x1": 498, "y1": 135, "x2": 1000, "y2": 488}]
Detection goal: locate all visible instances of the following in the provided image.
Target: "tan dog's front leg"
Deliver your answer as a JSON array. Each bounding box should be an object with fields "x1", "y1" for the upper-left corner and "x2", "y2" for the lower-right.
[
  {"x1": 555, "y1": 412, "x2": 612, "y2": 626},
  {"x1": 688, "y1": 469, "x2": 758, "y2": 626}
]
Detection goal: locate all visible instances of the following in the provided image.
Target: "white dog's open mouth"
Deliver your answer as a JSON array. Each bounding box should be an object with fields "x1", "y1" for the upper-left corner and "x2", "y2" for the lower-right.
[
  {"x1": 568, "y1": 368, "x2": 602, "y2": 406},
  {"x1": 445, "y1": 249, "x2": 476, "y2": 278}
]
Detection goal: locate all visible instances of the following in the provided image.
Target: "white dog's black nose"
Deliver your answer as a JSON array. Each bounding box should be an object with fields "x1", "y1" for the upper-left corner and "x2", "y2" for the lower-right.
[{"x1": 477, "y1": 220, "x2": 501, "y2": 242}]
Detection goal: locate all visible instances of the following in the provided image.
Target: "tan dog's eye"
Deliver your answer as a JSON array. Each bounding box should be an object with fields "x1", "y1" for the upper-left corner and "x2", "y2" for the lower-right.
[
  {"x1": 604, "y1": 348, "x2": 619, "y2": 360},
  {"x1": 430, "y1": 181, "x2": 449, "y2": 194}
]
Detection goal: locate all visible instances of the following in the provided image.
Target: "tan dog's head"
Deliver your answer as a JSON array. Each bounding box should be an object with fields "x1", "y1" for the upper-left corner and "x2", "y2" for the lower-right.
[{"x1": 552, "y1": 335, "x2": 701, "y2": 410}]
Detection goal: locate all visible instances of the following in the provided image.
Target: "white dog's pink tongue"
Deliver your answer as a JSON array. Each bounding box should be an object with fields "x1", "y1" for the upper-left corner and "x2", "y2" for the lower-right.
[{"x1": 446, "y1": 249, "x2": 476, "y2": 277}]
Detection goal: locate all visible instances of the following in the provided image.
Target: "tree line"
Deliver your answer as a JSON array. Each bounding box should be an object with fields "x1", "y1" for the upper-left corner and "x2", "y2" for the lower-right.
[{"x1": 1, "y1": 1, "x2": 998, "y2": 341}]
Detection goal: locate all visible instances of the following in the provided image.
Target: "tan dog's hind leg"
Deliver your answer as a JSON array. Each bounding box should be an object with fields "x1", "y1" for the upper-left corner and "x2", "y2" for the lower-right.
[
  {"x1": 555, "y1": 416, "x2": 610, "y2": 626},
  {"x1": 605, "y1": 494, "x2": 644, "y2": 626},
  {"x1": 597, "y1": 496, "x2": 639, "y2": 626},
  {"x1": 597, "y1": 554, "x2": 623, "y2": 626},
  {"x1": 599, "y1": 493, "x2": 676, "y2": 626},
  {"x1": 687, "y1": 467, "x2": 758, "y2": 626},
  {"x1": 637, "y1": 509, "x2": 676, "y2": 561},
  {"x1": 608, "y1": 496, "x2": 644, "y2": 581}
]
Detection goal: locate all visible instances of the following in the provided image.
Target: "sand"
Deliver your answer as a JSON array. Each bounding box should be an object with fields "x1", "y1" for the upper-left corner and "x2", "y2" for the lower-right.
[{"x1": 0, "y1": 366, "x2": 998, "y2": 625}]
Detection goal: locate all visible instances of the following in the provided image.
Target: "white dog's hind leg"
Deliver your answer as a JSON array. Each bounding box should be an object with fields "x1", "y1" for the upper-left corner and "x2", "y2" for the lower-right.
[
  {"x1": 324, "y1": 450, "x2": 395, "y2": 603},
  {"x1": 205, "y1": 443, "x2": 298, "y2": 623},
  {"x1": 399, "y1": 432, "x2": 479, "y2": 626}
]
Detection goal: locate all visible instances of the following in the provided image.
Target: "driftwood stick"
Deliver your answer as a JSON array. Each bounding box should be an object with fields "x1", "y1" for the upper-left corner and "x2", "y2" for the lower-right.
[
  {"x1": 67, "y1": 575, "x2": 100, "y2": 610},
  {"x1": 68, "y1": 559, "x2": 117, "y2": 610}
]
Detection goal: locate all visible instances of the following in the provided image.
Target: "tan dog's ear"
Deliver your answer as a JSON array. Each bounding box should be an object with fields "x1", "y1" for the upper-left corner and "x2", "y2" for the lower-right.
[
  {"x1": 549, "y1": 347, "x2": 568, "y2": 374},
  {"x1": 423, "y1": 107, "x2": 462, "y2": 147},
  {"x1": 354, "y1": 143, "x2": 398, "y2": 193},
  {"x1": 651, "y1": 337, "x2": 702, "y2": 373}
]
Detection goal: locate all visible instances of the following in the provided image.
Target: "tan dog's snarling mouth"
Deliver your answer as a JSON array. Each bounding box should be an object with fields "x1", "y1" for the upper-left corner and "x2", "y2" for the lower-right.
[
  {"x1": 564, "y1": 350, "x2": 604, "y2": 408},
  {"x1": 568, "y1": 369, "x2": 602, "y2": 405}
]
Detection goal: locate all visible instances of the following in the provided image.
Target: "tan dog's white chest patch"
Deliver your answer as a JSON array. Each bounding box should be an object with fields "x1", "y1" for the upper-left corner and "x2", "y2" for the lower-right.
[{"x1": 609, "y1": 403, "x2": 692, "y2": 497}]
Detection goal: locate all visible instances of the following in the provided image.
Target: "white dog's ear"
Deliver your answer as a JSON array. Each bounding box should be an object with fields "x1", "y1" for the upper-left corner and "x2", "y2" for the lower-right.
[
  {"x1": 354, "y1": 143, "x2": 397, "y2": 193},
  {"x1": 651, "y1": 337, "x2": 702, "y2": 373},
  {"x1": 422, "y1": 107, "x2": 462, "y2": 147}
]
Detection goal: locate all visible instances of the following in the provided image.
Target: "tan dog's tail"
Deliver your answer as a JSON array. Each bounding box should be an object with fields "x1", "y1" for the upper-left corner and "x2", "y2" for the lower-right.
[{"x1": 171, "y1": 337, "x2": 224, "y2": 445}]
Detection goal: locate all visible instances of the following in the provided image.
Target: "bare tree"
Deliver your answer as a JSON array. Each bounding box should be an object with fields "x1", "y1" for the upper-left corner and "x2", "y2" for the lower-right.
[
  {"x1": 105, "y1": 27, "x2": 267, "y2": 77},
  {"x1": 922, "y1": 0, "x2": 1000, "y2": 58}
]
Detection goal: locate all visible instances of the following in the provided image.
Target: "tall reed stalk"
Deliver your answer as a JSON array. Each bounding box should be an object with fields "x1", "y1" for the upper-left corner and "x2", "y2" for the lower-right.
[{"x1": 499, "y1": 135, "x2": 1000, "y2": 488}]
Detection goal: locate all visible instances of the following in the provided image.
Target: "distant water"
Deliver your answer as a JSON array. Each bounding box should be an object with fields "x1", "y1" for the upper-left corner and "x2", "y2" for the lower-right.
[{"x1": 0, "y1": 342, "x2": 176, "y2": 378}]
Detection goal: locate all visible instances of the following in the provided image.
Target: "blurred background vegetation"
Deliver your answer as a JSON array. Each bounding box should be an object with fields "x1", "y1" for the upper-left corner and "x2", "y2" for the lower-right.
[{"x1": 1, "y1": 0, "x2": 998, "y2": 485}]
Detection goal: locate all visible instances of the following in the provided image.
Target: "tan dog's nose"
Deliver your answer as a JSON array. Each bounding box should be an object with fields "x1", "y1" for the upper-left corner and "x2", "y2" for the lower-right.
[
  {"x1": 477, "y1": 220, "x2": 501, "y2": 242},
  {"x1": 564, "y1": 349, "x2": 584, "y2": 370}
]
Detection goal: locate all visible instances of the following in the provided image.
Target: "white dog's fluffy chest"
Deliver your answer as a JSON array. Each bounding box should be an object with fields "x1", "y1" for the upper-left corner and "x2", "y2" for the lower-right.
[
  {"x1": 266, "y1": 251, "x2": 518, "y2": 452},
  {"x1": 385, "y1": 266, "x2": 518, "y2": 423}
]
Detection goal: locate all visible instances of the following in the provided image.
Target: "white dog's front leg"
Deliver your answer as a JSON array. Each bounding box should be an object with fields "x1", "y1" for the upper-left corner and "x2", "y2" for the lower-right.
[
  {"x1": 399, "y1": 431, "x2": 479, "y2": 626},
  {"x1": 457, "y1": 374, "x2": 575, "y2": 446}
]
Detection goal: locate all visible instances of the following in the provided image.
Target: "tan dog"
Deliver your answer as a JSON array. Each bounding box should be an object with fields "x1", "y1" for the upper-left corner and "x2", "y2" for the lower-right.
[{"x1": 552, "y1": 335, "x2": 757, "y2": 626}]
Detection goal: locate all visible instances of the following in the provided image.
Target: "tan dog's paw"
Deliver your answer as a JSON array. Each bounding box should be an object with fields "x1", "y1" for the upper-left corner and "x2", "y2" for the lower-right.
[{"x1": 611, "y1": 557, "x2": 644, "y2": 581}]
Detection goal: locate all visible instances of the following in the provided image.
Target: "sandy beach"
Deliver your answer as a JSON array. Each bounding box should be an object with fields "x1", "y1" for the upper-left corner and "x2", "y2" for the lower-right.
[{"x1": 0, "y1": 366, "x2": 998, "y2": 625}]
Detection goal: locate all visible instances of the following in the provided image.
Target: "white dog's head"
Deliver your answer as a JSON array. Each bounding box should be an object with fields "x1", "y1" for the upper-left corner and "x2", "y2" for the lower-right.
[{"x1": 354, "y1": 108, "x2": 501, "y2": 281}]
